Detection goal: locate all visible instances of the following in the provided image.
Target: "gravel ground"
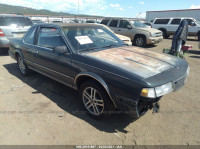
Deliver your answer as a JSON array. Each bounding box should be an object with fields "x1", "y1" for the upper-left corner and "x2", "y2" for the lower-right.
[{"x1": 0, "y1": 37, "x2": 200, "y2": 145}]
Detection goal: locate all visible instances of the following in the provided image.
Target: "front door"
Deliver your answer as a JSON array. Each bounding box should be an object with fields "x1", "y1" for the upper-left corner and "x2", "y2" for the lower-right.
[
  {"x1": 33, "y1": 26, "x2": 74, "y2": 87},
  {"x1": 118, "y1": 20, "x2": 134, "y2": 40}
]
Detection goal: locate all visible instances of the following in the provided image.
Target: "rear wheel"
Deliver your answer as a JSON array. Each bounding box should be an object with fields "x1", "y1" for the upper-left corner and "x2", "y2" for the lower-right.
[
  {"x1": 79, "y1": 81, "x2": 113, "y2": 120},
  {"x1": 134, "y1": 35, "x2": 146, "y2": 47},
  {"x1": 198, "y1": 33, "x2": 200, "y2": 41},
  {"x1": 160, "y1": 29, "x2": 169, "y2": 39},
  {"x1": 17, "y1": 54, "x2": 32, "y2": 76}
]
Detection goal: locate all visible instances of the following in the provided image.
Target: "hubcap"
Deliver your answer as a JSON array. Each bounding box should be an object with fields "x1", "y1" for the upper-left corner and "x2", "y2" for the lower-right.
[
  {"x1": 82, "y1": 87, "x2": 104, "y2": 115},
  {"x1": 18, "y1": 57, "x2": 25, "y2": 74},
  {"x1": 136, "y1": 37, "x2": 143, "y2": 46}
]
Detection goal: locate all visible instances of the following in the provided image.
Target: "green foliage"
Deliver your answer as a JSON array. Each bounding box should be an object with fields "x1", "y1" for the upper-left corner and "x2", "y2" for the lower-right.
[{"x1": 0, "y1": 3, "x2": 96, "y2": 17}]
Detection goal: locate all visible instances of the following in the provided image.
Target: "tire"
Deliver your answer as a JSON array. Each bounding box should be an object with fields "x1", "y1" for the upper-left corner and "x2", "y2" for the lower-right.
[
  {"x1": 198, "y1": 33, "x2": 200, "y2": 41},
  {"x1": 17, "y1": 54, "x2": 32, "y2": 76},
  {"x1": 134, "y1": 35, "x2": 146, "y2": 47},
  {"x1": 79, "y1": 80, "x2": 113, "y2": 120},
  {"x1": 160, "y1": 29, "x2": 168, "y2": 39}
]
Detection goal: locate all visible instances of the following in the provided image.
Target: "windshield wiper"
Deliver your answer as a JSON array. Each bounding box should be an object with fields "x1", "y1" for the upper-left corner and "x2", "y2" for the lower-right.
[
  {"x1": 79, "y1": 47, "x2": 99, "y2": 52},
  {"x1": 101, "y1": 44, "x2": 118, "y2": 49}
]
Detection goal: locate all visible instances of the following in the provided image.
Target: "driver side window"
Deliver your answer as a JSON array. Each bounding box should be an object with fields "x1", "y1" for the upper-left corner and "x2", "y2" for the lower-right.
[
  {"x1": 119, "y1": 20, "x2": 131, "y2": 28},
  {"x1": 186, "y1": 19, "x2": 195, "y2": 26},
  {"x1": 37, "y1": 27, "x2": 66, "y2": 49}
]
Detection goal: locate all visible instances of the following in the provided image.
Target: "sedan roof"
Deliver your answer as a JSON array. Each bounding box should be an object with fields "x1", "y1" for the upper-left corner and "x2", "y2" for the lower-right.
[{"x1": 36, "y1": 23, "x2": 101, "y2": 28}]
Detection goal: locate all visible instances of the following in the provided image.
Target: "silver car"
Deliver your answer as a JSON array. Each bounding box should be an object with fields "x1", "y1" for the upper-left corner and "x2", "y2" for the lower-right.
[{"x1": 0, "y1": 14, "x2": 33, "y2": 49}]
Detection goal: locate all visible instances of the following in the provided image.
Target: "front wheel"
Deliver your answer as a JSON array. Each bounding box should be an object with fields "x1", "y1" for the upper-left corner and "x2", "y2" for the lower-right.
[
  {"x1": 79, "y1": 81, "x2": 113, "y2": 120},
  {"x1": 198, "y1": 33, "x2": 200, "y2": 41},
  {"x1": 134, "y1": 35, "x2": 146, "y2": 47}
]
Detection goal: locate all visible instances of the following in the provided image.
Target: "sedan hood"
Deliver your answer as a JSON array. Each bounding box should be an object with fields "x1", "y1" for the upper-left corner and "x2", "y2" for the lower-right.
[{"x1": 83, "y1": 46, "x2": 180, "y2": 79}]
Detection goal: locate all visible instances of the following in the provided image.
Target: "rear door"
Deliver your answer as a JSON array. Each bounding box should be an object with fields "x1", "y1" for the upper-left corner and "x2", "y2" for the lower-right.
[
  {"x1": 33, "y1": 26, "x2": 74, "y2": 87},
  {"x1": 108, "y1": 19, "x2": 119, "y2": 33},
  {"x1": 168, "y1": 18, "x2": 181, "y2": 34},
  {"x1": 0, "y1": 16, "x2": 33, "y2": 38}
]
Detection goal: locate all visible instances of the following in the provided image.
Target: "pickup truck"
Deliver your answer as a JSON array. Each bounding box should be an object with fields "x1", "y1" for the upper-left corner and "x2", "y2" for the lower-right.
[{"x1": 9, "y1": 23, "x2": 189, "y2": 119}]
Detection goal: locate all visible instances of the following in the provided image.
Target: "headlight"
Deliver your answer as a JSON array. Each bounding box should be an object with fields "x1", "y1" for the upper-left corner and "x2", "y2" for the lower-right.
[
  {"x1": 155, "y1": 82, "x2": 173, "y2": 97},
  {"x1": 141, "y1": 82, "x2": 173, "y2": 98}
]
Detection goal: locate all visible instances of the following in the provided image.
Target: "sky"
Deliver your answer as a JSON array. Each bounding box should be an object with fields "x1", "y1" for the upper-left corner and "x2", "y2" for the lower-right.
[{"x1": 0, "y1": 0, "x2": 200, "y2": 18}]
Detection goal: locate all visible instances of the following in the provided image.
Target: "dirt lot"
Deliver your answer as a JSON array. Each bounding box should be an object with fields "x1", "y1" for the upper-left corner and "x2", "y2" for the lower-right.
[{"x1": 0, "y1": 37, "x2": 200, "y2": 145}]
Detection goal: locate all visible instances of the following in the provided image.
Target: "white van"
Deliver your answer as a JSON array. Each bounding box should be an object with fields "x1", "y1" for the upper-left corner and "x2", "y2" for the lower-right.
[{"x1": 152, "y1": 17, "x2": 200, "y2": 40}]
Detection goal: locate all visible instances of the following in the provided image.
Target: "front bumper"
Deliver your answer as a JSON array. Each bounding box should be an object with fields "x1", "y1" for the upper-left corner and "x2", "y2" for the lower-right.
[
  {"x1": 146, "y1": 36, "x2": 163, "y2": 44},
  {"x1": 0, "y1": 37, "x2": 9, "y2": 48},
  {"x1": 114, "y1": 95, "x2": 162, "y2": 117}
]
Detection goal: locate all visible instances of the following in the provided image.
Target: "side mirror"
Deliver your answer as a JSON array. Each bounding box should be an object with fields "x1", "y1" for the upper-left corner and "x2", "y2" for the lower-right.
[
  {"x1": 190, "y1": 22, "x2": 196, "y2": 26},
  {"x1": 54, "y1": 46, "x2": 68, "y2": 53},
  {"x1": 127, "y1": 25, "x2": 132, "y2": 29}
]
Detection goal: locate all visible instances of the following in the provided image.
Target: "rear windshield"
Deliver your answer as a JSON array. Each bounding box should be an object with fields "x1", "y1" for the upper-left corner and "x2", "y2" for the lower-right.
[{"x1": 0, "y1": 17, "x2": 33, "y2": 26}]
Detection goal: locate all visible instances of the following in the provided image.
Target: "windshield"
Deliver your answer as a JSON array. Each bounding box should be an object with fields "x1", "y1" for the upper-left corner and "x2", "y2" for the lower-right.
[
  {"x1": 62, "y1": 25, "x2": 124, "y2": 52},
  {"x1": 0, "y1": 17, "x2": 33, "y2": 26},
  {"x1": 130, "y1": 21, "x2": 148, "y2": 28}
]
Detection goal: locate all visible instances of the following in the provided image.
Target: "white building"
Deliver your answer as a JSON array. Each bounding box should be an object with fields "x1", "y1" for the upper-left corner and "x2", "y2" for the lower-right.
[{"x1": 146, "y1": 9, "x2": 200, "y2": 22}]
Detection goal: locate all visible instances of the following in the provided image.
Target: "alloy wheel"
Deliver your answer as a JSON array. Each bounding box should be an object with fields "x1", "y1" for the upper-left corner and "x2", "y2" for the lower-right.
[
  {"x1": 136, "y1": 37, "x2": 144, "y2": 47},
  {"x1": 82, "y1": 87, "x2": 104, "y2": 115},
  {"x1": 18, "y1": 57, "x2": 26, "y2": 74}
]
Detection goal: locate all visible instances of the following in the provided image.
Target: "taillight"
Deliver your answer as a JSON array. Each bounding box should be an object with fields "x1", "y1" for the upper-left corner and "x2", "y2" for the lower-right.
[{"x1": 0, "y1": 28, "x2": 5, "y2": 37}]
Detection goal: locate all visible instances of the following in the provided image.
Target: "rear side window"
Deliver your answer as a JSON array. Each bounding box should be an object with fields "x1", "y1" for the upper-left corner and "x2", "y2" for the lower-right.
[
  {"x1": 0, "y1": 17, "x2": 33, "y2": 26},
  {"x1": 100, "y1": 19, "x2": 109, "y2": 25},
  {"x1": 24, "y1": 27, "x2": 37, "y2": 44},
  {"x1": 154, "y1": 19, "x2": 170, "y2": 24},
  {"x1": 37, "y1": 27, "x2": 66, "y2": 48},
  {"x1": 171, "y1": 19, "x2": 181, "y2": 25},
  {"x1": 109, "y1": 20, "x2": 118, "y2": 27}
]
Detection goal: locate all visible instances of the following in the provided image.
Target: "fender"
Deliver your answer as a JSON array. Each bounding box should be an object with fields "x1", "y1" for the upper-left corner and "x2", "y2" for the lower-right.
[
  {"x1": 74, "y1": 72, "x2": 117, "y2": 108},
  {"x1": 14, "y1": 49, "x2": 24, "y2": 60}
]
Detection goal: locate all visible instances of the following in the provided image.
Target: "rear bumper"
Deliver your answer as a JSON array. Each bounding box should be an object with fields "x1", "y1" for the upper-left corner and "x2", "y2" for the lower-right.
[
  {"x1": 146, "y1": 36, "x2": 163, "y2": 44},
  {"x1": 0, "y1": 37, "x2": 9, "y2": 48}
]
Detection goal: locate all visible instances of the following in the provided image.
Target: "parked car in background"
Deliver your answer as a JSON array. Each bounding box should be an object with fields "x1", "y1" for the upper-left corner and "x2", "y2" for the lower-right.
[
  {"x1": 86, "y1": 20, "x2": 100, "y2": 24},
  {"x1": 152, "y1": 17, "x2": 200, "y2": 40},
  {"x1": 101, "y1": 18, "x2": 163, "y2": 47},
  {"x1": 144, "y1": 22, "x2": 152, "y2": 28},
  {"x1": 86, "y1": 20, "x2": 95, "y2": 23},
  {"x1": 115, "y1": 33, "x2": 132, "y2": 45},
  {"x1": 32, "y1": 20, "x2": 45, "y2": 24},
  {"x1": 0, "y1": 14, "x2": 33, "y2": 50},
  {"x1": 9, "y1": 23, "x2": 189, "y2": 119},
  {"x1": 52, "y1": 20, "x2": 64, "y2": 23},
  {"x1": 199, "y1": 41, "x2": 200, "y2": 49}
]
